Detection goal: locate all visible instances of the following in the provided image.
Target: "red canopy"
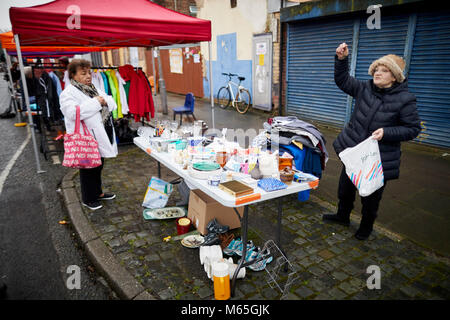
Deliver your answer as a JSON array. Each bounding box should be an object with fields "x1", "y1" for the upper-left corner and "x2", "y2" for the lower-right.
[
  {"x1": 1, "y1": 31, "x2": 118, "y2": 56},
  {"x1": 10, "y1": 0, "x2": 211, "y2": 47}
]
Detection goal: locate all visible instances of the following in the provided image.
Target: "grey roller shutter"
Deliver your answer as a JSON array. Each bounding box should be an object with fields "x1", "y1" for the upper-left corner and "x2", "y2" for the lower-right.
[
  {"x1": 408, "y1": 11, "x2": 450, "y2": 148},
  {"x1": 286, "y1": 17, "x2": 354, "y2": 126}
]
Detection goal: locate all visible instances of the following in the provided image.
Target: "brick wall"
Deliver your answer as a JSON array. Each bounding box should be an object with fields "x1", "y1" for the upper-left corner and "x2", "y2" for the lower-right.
[
  {"x1": 272, "y1": 12, "x2": 281, "y2": 114},
  {"x1": 152, "y1": 0, "x2": 197, "y2": 15},
  {"x1": 280, "y1": 22, "x2": 287, "y2": 116}
]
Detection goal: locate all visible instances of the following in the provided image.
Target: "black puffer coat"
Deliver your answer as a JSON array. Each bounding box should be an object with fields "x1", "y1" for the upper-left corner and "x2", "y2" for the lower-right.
[{"x1": 333, "y1": 55, "x2": 421, "y2": 181}]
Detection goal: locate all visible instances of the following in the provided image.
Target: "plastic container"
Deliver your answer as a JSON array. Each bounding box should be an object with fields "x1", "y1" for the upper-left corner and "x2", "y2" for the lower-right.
[
  {"x1": 298, "y1": 190, "x2": 310, "y2": 202},
  {"x1": 279, "y1": 152, "x2": 293, "y2": 170},
  {"x1": 212, "y1": 262, "x2": 230, "y2": 300},
  {"x1": 176, "y1": 217, "x2": 192, "y2": 235},
  {"x1": 279, "y1": 167, "x2": 295, "y2": 185}
]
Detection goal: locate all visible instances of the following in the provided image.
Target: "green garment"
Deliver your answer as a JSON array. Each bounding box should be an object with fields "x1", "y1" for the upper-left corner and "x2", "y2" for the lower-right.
[
  {"x1": 105, "y1": 70, "x2": 123, "y2": 119},
  {"x1": 124, "y1": 81, "x2": 130, "y2": 102}
]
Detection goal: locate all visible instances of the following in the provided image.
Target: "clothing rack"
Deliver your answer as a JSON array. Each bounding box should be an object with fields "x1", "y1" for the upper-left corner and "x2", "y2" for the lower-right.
[
  {"x1": 29, "y1": 64, "x2": 66, "y2": 160},
  {"x1": 28, "y1": 64, "x2": 149, "y2": 159}
]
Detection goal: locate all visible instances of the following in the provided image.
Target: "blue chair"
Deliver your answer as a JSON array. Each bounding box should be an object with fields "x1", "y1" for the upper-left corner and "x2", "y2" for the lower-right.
[{"x1": 173, "y1": 93, "x2": 196, "y2": 126}]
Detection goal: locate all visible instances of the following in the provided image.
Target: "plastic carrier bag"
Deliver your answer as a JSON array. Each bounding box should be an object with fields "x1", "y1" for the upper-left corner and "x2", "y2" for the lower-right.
[
  {"x1": 338, "y1": 137, "x2": 384, "y2": 197},
  {"x1": 142, "y1": 177, "x2": 173, "y2": 209}
]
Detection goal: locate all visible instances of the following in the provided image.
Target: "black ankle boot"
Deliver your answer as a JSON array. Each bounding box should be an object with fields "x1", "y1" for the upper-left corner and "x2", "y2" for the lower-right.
[
  {"x1": 206, "y1": 218, "x2": 229, "y2": 234},
  {"x1": 322, "y1": 214, "x2": 350, "y2": 226},
  {"x1": 354, "y1": 227, "x2": 372, "y2": 240},
  {"x1": 201, "y1": 232, "x2": 220, "y2": 246}
]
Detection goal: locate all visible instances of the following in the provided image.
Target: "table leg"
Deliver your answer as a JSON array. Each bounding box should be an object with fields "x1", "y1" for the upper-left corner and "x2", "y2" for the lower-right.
[
  {"x1": 157, "y1": 162, "x2": 161, "y2": 178},
  {"x1": 276, "y1": 196, "x2": 289, "y2": 272},
  {"x1": 276, "y1": 197, "x2": 283, "y2": 247},
  {"x1": 230, "y1": 205, "x2": 248, "y2": 297}
]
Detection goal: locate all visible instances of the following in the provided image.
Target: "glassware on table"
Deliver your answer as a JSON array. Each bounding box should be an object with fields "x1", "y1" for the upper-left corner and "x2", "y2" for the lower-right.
[
  {"x1": 137, "y1": 126, "x2": 154, "y2": 138},
  {"x1": 216, "y1": 151, "x2": 229, "y2": 168},
  {"x1": 193, "y1": 120, "x2": 203, "y2": 137},
  {"x1": 169, "y1": 121, "x2": 178, "y2": 131}
]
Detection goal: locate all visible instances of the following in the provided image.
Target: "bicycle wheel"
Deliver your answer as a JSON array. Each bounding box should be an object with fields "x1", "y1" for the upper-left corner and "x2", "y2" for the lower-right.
[
  {"x1": 235, "y1": 89, "x2": 251, "y2": 114},
  {"x1": 217, "y1": 87, "x2": 231, "y2": 109}
]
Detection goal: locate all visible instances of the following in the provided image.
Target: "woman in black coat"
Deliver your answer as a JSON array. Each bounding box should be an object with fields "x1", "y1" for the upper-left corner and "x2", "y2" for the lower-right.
[{"x1": 323, "y1": 42, "x2": 421, "y2": 240}]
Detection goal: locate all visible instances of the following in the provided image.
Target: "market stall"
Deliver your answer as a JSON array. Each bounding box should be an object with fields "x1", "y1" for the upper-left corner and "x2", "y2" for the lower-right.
[
  {"x1": 133, "y1": 116, "x2": 324, "y2": 297},
  {"x1": 9, "y1": 0, "x2": 213, "y2": 173}
]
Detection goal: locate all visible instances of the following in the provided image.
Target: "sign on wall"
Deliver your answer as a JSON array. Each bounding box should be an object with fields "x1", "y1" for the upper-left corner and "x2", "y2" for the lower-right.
[
  {"x1": 169, "y1": 48, "x2": 183, "y2": 74},
  {"x1": 252, "y1": 34, "x2": 273, "y2": 111}
]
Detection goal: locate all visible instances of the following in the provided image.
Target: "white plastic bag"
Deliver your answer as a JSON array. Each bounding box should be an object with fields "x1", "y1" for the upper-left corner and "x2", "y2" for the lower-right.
[
  {"x1": 142, "y1": 176, "x2": 173, "y2": 209},
  {"x1": 338, "y1": 137, "x2": 384, "y2": 197}
]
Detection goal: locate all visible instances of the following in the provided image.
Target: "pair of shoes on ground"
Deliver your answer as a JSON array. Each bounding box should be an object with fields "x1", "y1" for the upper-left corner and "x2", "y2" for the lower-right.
[
  {"x1": 322, "y1": 213, "x2": 372, "y2": 241},
  {"x1": 82, "y1": 193, "x2": 116, "y2": 211},
  {"x1": 223, "y1": 239, "x2": 273, "y2": 271},
  {"x1": 201, "y1": 219, "x2": 230, "y2": 246}
]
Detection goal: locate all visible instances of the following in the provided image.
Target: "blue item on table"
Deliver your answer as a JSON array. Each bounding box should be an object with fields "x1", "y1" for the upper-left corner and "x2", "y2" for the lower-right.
[{"x1": 257, "y1": 178, "x2": 288, "y2": 192}]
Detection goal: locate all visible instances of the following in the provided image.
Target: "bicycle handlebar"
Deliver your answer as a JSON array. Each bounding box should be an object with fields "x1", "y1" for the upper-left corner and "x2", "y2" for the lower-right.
[{"x1": 222, "y1": 72, "x2": 238, "y2": 77}]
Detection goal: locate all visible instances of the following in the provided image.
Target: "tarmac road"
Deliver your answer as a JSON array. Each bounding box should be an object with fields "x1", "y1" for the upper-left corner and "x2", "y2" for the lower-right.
[{"x1": 0, "y1": 73, "x2": 115, "y2": 300}]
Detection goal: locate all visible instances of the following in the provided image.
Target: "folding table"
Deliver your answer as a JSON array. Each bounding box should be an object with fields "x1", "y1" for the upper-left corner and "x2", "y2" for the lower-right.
[{"x1": 134, "y1": 136, "x2": 319, "y2": 296}]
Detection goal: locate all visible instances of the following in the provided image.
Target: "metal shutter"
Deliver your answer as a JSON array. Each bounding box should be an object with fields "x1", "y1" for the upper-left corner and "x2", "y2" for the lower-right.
[
  {"x1": 286, "y1": 18, "x2": 354, "y2": 126},
  {"x1": 351, "y1": 14, "x2": 410, "y2": 115},
  {"x1": 354, "y1": 14, "x2": 409, "y2": 81},
  {"x1": 408, "y1": 11, "x2": 450, "y2": 148}
]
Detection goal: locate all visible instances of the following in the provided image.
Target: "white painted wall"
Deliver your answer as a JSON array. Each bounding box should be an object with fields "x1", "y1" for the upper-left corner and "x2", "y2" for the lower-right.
[{"x1": 198, "y1": 0, "x2": 268, "y2": 61}]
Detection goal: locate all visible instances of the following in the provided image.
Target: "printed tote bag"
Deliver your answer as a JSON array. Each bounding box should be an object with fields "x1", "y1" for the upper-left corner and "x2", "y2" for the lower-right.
[
  {"x1": 338, "y1": 136, "x2": 384, "y2": 197},
  {"x1": 62, "y1": 106, "x2": 102, "y2": 169}
]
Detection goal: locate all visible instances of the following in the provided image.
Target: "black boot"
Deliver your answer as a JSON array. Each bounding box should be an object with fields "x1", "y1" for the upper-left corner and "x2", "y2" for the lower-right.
[
  {"x1": 0, "y1": 280, "x2": 7, "y2": 300},
  {"x1": 322, "y1": 213, "x2": 350, "y2": 226},
  {"x1": 206, "y1": 218, "x2": 229, "y2": 234},
  {"x1": 354, "y1": 214, "x2": 376, "y2": 240},
  {"x1": 201, "y1": 232, "x2": 220, "y2": 246}
]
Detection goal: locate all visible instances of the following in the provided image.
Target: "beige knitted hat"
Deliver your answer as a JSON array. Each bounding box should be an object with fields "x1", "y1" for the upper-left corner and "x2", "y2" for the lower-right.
[{"x1": 368, "y1": 54, "x2": 406, "y2": 83}]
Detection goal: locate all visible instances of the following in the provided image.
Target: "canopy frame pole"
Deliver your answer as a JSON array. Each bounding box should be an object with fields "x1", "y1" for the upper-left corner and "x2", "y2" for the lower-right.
[
  {"x1": 151, "y1": 47, "x2": 159, "y2": 125},
  {"x1": 14, "y1": 34, "x2": 45, "y2": 174},
  {"x1": 3, "y1": 48, "x2": 22, "y2": 122},
  {"x1": 208, "y1": 41, "x2": 215, "y2": 130},
  {"x1": 156, "y1": 47, "x2": 168, "y2": 115}
]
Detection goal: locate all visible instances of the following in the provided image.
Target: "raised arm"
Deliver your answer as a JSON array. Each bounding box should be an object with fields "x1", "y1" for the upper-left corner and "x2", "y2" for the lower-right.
[{"x1": 334, "y1": 42, "x2": 364, "y2": 97}]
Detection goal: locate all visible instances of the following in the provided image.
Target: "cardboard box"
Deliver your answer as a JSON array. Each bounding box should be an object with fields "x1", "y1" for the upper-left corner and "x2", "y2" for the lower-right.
[{"x1": 188, "y1": 189, "x2": 244, "y2": 235}]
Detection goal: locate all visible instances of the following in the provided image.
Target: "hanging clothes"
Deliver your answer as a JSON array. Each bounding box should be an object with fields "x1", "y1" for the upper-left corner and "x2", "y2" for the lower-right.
[
  {"x1": 37, "y1": 71, "x2": 63, "y2": 122},
  {"x1": 138, "y1": 69, "x2": 154, "y2": 119},
  {"x1": 118, "y1": 64, "x2": 154, "y2": 122},
  {"x1": 100, "y1": 71, "x2": 110, "y2": 95},
  {"x1": 110, "y1": 71, "x2": 123, "y2": 119},
  {"x1": 91, "y1": 70, "x2": 105, "y2": 93},
  {"x1": 48, "y1": 71, "x2": 62, "y2": 96},
  {"x1": 115, "y1": 70, "x2": 129, "y2": 115},
  {"x1": 63, "y1": 70, "x2": 70, "y2": 90},
  {"x1": 104, "y1": 70, "x2": 122, "y2": 119}
]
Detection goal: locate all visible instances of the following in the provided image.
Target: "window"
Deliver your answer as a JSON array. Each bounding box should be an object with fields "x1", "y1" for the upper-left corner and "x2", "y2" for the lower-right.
[
  {"x1": 230, "y1": 0, "x2": 237, "y2": 8},
  {"x1": 189, "y1": 5, "x2": 198, "y2": 17}
]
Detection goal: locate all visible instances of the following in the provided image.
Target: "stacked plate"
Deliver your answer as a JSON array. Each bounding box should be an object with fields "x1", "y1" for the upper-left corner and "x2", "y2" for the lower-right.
[{"x1": 188, "y1": 161, "x2": 222, "y2": 180}]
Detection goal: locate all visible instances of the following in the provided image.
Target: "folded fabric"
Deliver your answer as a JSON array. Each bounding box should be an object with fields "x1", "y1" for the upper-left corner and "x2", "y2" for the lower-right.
[
  {"x1": 271, "y1": 116, "x2": 329, "y2": 165},
  {"x1": 258, "y1": 178, "x2": 288, "y2": 192},
  {"x1": 279, "y1": 144, "x2": 306, "y2": 172}
]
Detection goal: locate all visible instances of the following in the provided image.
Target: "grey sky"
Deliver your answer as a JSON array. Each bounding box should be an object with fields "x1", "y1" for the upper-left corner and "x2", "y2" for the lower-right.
[{"x1": 0, "y1": 0, "x2": 53, "y2": 32}]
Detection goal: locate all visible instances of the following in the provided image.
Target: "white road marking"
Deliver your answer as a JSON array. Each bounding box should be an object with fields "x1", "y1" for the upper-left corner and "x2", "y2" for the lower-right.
[{"x1": 0, "y1": 128, "x2": 31, "y2": 195}]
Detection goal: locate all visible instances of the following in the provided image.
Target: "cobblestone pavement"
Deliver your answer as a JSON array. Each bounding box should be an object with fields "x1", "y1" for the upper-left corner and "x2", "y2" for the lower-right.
[{"x1": 73, "y1": 147, "x2": 450, "y2": 300}]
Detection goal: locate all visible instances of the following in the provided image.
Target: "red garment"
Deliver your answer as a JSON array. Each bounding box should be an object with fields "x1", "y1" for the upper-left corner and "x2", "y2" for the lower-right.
[
  {"x1": 118, "y1": 65, "x2": 154, "y2": 122},
  {"x1": 138, "y1": 69, "x2": 154, "y2": 120}
]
